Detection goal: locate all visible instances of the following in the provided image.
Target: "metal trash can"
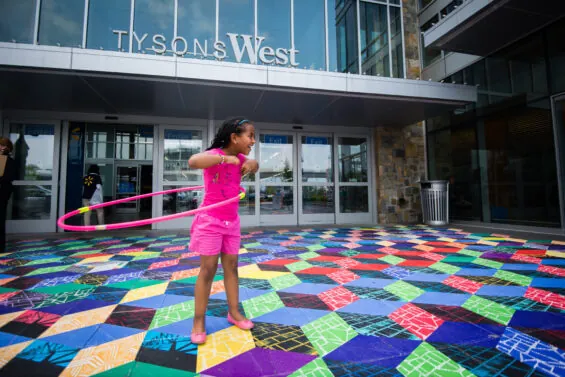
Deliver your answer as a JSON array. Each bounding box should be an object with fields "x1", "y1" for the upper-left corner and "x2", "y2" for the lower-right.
[{"x1": 419, "y1": 180, "x2": 449, "y2": 226}]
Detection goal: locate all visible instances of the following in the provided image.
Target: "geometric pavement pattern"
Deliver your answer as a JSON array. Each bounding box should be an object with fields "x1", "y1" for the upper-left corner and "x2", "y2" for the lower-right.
[{"x1": 0, "y1": 226, "x2": 564, "y2": 376}]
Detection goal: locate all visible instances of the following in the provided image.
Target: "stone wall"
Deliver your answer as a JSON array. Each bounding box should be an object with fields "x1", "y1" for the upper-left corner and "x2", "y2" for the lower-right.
[
  {"x1": 374, "y1": 124, "x2": 426, "y2": 224},
  {"x1": 373, "y1": 0, "x2": 426, "y2": 225}
]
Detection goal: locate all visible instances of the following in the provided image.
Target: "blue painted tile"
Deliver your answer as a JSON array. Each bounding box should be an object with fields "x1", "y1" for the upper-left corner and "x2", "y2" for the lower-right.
[
  {"x1": 456, "y1": 268, "x2": 496, "y2": 277},
  {"x1": 404, "y1": 273, "x2": 449, "y2": 283},
  {"x1": 501, "y1": 264, "x2": 539, "y2": 271},
  {"x1": 337, "y1": 299, "x2": 404, "y2": 316},
  {"x1": 532, "y1": 278, "x2": 565, "y2": 289},
  {"x1": 279, "y1": 283, "x2": 338, "y2": 295},
  {"x1": 427, "y1": 322, "x2": 505, "y2": 348},
  {"x1": 476, "y1": 285, "x2": 528, "y2": 297},
  {"x1": 157, "y1": 315, "x2": 231, "y2": 337},
  {"x1": 254, "y1": 307, "x2": 329, "y2": 327},
  {"x1": 42, "y1": 325, "x2": 100, "y2": 348},
  {"x1": 509, "y1": 311, "x2": 565, "y2": 330},
  {"x1": 0, "y1": 331, "x2": 32, "y2": 347},
  {"x1": 412, "y1": 292, "x2": 471, "y2": 306},
  {"x1": 84, "y1": 324, "x2": 143, "y2": 347},
  {"x1": 343, "y1": 278, "x2": 394, "y2": 289}
]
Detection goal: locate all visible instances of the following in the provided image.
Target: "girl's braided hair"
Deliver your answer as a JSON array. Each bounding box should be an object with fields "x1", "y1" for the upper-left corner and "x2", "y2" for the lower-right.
[{"x1": 207, "y1": 117, "x2": 251, "y2": 150}]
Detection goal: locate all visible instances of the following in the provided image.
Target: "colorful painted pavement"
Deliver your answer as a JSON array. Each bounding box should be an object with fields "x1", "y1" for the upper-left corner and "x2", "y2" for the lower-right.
[{"x1": 0, "y1": 226, "x2": 564, "y2": 377}]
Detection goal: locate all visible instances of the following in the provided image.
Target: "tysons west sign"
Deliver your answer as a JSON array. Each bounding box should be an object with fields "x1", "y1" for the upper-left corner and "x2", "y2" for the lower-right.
[{"x1": 113, "y1": 30, "x2": 300, "y2": 66}]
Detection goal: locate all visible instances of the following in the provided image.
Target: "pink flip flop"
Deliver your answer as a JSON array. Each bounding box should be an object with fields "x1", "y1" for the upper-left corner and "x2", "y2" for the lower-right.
[
  {"x1": 227, "y1": 313, "x2": 254, "y2": 330},
  {"x1": 190, "y1": 332, "x2": 206, "y2": 344}
]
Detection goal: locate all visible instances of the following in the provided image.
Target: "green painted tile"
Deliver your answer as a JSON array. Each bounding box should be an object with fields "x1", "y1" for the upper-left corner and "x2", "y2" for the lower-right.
[
  {"x1": 380, "y1": 255, "x2": 405, "y2": 265},
  {"x1": 307, "y1": 244, "x2": 326, "y2": 252},
  {"x1": 269, "y1": 274, "x2": 302, "y2": 290},
  {"x1": 302, "y1": 312, "x2": 357, "y2": 356},
  {"x1": 442, "y1": 256, "x2": 476, "y2": 263},
  {"x1": 288, "y1": 358, "x2": 333, "y2": 377},
  {"x1": 243, "y1": 242, "x2": 262, "y2": 248},
  {"x1": 397, "y1": 343, "x2": 477, "y2": 377},
  {"x1": 462, "y1": 296, "x2": 515, "y2": 325},
  {"x1": 430, "y1": 262, "x2": 460, "y2": 274},
  {"x1": 286, "y1": 261, "x2": 313, "y2": 273},
  {"x1": 457, "y1": 249, "x2": 482, "y2": 257},
  {"x1": 384, "y1": 281, "x2": 424, "y2": 301},
  {"x1": 298, "y1": 251, "x2": 320, "y2": 260},
  {"x1": 132, "y1": 252, "x2": 161, "y2": 261},
  {"x1": 25, "y1": 257, "x2": 64, "y2": 266},
  {"x1": 106, "y1": 279, "x2": 163, "y2": 290},
  {"x1": 242, "y1": 292, "x2": 284, "y2": 319},
  {"x1": 150, "y1": 300, "x2": 195, "y2": 329},
  {"x1": 31, "y1": 283, "x2": 96, "y2": 295},
  {"x1": 494, "y1": 270, "x2": 532, "y2": 286},
  {"x1": 91, "y1": 362, "x2": 136, "y2": 377},
  {"x1": 340, "y1": 250, "x2": 360, "y2": 257},
  {"x1": 0, "y1": 287, "x2": 19, "y2": 294},
  {"x1": 472, "y1": 258, "x2": 503, "y2": 269},
  {"x1": 25, "y1": 265, "x2": 70, "y2": 277}
]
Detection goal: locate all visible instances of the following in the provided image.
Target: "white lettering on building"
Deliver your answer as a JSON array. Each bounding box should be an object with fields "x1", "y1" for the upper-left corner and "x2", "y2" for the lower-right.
[{"x1": 113, "y1": 30, "x2": 299, "y2": 66}]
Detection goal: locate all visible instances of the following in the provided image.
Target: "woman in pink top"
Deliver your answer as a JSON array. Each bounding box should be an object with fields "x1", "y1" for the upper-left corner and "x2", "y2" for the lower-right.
[{"x1": 187, "y1": 118, "x2": 258, "y2": 344}]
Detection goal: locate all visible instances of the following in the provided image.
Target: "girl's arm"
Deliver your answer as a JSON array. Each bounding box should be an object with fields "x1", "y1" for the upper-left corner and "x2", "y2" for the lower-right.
[{"x1": 188, "y1": 152, "x2": 240, "y2": 169}]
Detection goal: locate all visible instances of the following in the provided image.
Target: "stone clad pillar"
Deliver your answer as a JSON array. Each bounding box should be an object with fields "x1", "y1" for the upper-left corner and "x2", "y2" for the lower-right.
[{"x1": 374, "y1": 0, "x2": 426, "y2": 225}]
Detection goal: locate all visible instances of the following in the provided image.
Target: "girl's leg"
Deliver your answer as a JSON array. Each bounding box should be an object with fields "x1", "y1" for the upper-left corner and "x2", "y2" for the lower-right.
[
  {"x1": 220, "y1": 253, "x2": 247, "y2": 321},
  {"x1": 192, "y1": 255, "x2": 219, "y2": 333},
  {"x1": 82, "y1": 199, "x2": 91, "y2": 226},
  {"x1": 96, "y1": 208, "x2": 104, "y2": 225}
]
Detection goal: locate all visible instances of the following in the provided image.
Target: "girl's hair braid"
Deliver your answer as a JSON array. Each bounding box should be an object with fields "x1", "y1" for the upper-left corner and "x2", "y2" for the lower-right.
[{"x1": 207, "y1": 117, "x2": 251, "y2": 150}]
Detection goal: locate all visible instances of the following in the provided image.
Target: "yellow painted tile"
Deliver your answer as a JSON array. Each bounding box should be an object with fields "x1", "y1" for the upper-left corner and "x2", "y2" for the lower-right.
[
  {"x1": 210, "y1": 280, "x2": 225, "y2": 295},
  {"x1": 39, "y1": 305, "x2": 117, "y2": 338},
  {"x1": 0, "y1": 340, "x2": 33, "y2": 368},
  {"x1": 438, "y1": 237, "x2": 456, "y2": 242},
  {"x1": 414, "y1": 244, "x2": 434, "y2": 252},
  {"x1": 121, "y1": 282, "x2": 168, "y2": 304},
  {"x1": 407, "y1": 239, "x2": 427, "y2": 244},
  {"x1": 0, "y1": 277, "x2": 17, "y2": 286},
  {"x1": 477, "y1": 240, "x2": 498, "y2": 246},
  {"x1": 77, "y1": 255, "x2": 112, "y2": 265},
  {"x1": 551, "y1": 240, "x2": 565, "y2": 245},
  {"x1": 547, "y1": 251, "x2": 565, "y2": 259},
  {"x1": 376, "y1": 241, "x2": 395, "y2": 247},
  {"x1": 238, "y1": 264, "x2": 261, "y2": 275},
  {"x1": 196, "y1": 326, "x2": 255, "y2": 372},
  {"x1": 119, "y1": 251, "x2": 147, "y2": 257},
  {"x1": 239, "y1": 270, "x2": 289, "y2": 280},
  {"x1": 447, "y1": 242, "x2": 467, "y2": 249},
  {"x1": 60, "y1": 332, "x2": 145, "y2": 377},
  {"x1": 0, "y1": 311, "x2": 24, "y2": 328},
  {"x1": 507, "y1": 238, "x2": 527, "y2": 243}
]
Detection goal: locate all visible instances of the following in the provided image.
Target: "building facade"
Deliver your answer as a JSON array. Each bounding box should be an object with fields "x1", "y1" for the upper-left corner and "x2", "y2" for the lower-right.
[
  {"x1": 419, "y1": 0, "x2": 565, "y2": 234},
  {"x1": 0, "y1": 0, "x2": 475, "y2": 233}
]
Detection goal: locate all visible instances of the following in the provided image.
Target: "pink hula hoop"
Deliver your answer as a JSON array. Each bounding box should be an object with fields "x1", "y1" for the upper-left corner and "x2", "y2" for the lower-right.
[{"x1": 57, "y1": 186, "x2": 246, "y2": 232}]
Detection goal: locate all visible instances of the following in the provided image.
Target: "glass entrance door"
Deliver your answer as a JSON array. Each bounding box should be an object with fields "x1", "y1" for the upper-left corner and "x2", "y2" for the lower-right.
[
  {"x1": 258, "y1": 133, "x2": 297, "y2": 226},
  {"x1": 336, "y1": 135, "x2": 372, "y2": 224},
  {"x1": 5, "y1": 122, "x2": 61, "y2": 233},
  {"x1": 115, "y1": 164, "x2": 139, "y2": 213},
  {"x1": 553, "y1": 94, "x2": 565, "y2": 232},
  {"x1": 299, "y1": 134, "x2": 335, "y2": 224}
]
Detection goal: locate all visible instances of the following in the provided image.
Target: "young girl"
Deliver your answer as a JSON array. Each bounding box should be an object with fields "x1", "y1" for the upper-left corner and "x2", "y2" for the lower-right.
[{"x1": 187, "y1": 118, "x2": 258, "y2": 344}]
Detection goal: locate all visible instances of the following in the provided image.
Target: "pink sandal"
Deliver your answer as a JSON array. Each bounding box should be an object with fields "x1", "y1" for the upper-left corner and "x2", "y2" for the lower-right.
[
  {"x1": 190, "y1": 332, "x2": 206, "y2": 344},
  {"x1": 228, "y1": 313, "x2": 254, "y2": 330}
]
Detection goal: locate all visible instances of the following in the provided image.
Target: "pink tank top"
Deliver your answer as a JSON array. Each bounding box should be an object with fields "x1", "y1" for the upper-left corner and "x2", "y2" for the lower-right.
[{"x1": 200, "y1": 148, "x2": 246, "y2": 221}]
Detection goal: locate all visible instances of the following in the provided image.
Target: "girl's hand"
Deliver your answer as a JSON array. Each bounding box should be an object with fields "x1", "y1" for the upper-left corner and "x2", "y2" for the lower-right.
[
  {"x1": 225, "y1": 155, "x2": 241, "y2": 165},
  {"x1": 241, "y1": 159, "x2": 259, "y2": 175}
]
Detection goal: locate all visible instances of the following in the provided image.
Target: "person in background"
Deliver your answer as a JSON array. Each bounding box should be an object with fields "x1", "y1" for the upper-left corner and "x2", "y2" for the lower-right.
[
  {"x1": 0, "y1": 137, "x2": 15, "y2": 254},
  {"x1": 82, "y1": 164, "x2": 104, "y2": 226}
]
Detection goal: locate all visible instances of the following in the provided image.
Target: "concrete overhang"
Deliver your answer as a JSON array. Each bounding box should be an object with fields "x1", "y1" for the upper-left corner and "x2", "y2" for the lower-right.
[
  {"x1": 0, "y1": 43, "x2": 476, "y2": 126},
  {"x1": 423, "y1": 0, "x2": 565, "y2": 56}
]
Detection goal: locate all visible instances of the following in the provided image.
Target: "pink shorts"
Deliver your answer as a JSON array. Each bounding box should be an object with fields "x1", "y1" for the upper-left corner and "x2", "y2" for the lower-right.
[{"x1": 189, "y1": 213, "x2": 241, "y2": 255}]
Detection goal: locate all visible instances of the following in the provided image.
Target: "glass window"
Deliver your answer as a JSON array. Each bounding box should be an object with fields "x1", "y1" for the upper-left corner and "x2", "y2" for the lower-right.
[
  {"x1": 87, "y1": 0, "x2": 131, "y2": 51},
  {"x1": 38, "y1": 0, "x2": 85, "y2": 47},
  {"x1": 218, "y1": 0, "x2": 254, "y2": 64},
  {"x1": 301, "y1": 136, "x2": 333, "y2": 183},
  {"x1": 0, "y1": 0, "x2": 36, "y2": 43},
  {"x1": 303, "y1": 186, "x2": 334, "y2": 214},
  {"x1": 114, "y1": 126, "x2": 153, "y2": 160},
  {"x1": 163, "y1": 185, "x2": 202, "y2": 216},
  {"x1": 547, "y1": 18, "x2": 565, "y2": 93},
  {"x1": 259, "y1": 134, "x2": 294, "y2": 183},
  {"x1": 260, "y1": 186, "x2": 294, "y2": 215},
  {"x1": 9, "y1": 185, "x2": 52, "y2": 220},
  {"x1": 487, "y1": 57, "x2": 511, "y2": 93},
  {"x1": 294, "y1": 0, "x2": 326, "y2": 70},
  {"x1": 9, "y1": 124, "x2": 55, "y2": 181},
  {"x1": 177, "y1": 0, "x2": 216, "y2": 59},
  {"x1": 340, "y1": 187, "x2": 368, "y2": 213},
  {"x1": 328, "y1": 0, "x2": 339, "y2": 71},
  {"x1": 163, "y1": 129, "x2": 203, "y2": 183},
  {"x1": 133, "y1": 0, "x2": 174, "y2": 55},
  {"x1": 239, "y1": 186, "x2": 255, "y2": 216},
  {"x1": 389, "y1": 6, "x2": 403, "y2": 78},
  {"x1": 257, "y1": 0, "x2": 291, "y2": 66},
  {"x1": 336, "y1": 2, "x2": 359, "y2": 73},
  {"x1": 360, "y1": 1, "x2": 389, "y2": 77},
  {"x1": 338, "y1": 137, "x2": 367, "y2": 183}
]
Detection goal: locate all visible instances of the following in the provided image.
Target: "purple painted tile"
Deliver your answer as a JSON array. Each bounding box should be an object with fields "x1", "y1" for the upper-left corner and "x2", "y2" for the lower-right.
[
  {"x1": 203, "y1": 348, "x2": 316, "y2": 377},
  {"x1": 481, "y1": 252, "x2": 513, "y2": 259},
  {"x1": 325, "y1": 335, "x2": 420, "y2": 368},
  {"x1": 509, "y1": 311, "x2": 565, "y2": 330}
]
